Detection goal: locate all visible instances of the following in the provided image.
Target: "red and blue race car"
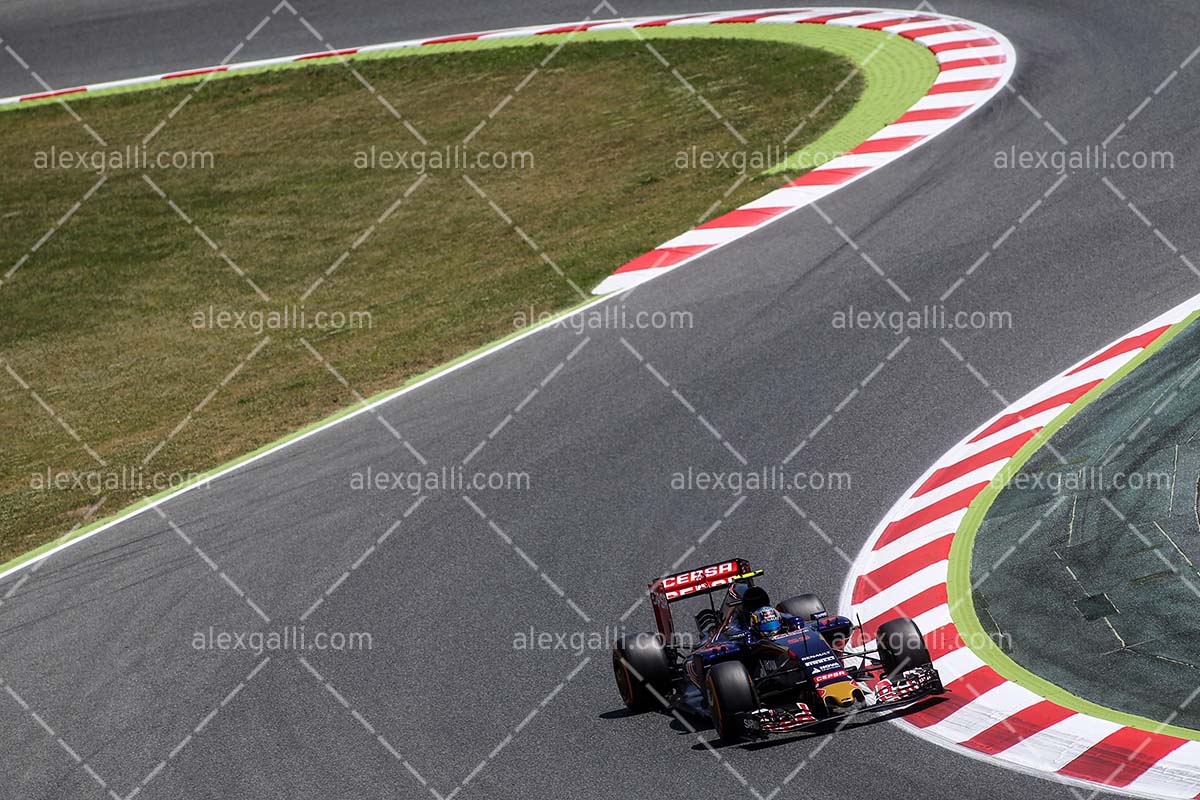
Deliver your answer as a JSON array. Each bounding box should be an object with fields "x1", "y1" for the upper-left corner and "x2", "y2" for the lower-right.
[{"x1": 611, "y1": 557, "x2": 944, "y2": 740}]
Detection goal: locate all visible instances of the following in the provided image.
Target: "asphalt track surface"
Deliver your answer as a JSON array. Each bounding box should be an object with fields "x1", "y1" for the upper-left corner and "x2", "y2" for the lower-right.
[{"x1": 2, "y1": 2, "x2": 1199, "y2": 799}]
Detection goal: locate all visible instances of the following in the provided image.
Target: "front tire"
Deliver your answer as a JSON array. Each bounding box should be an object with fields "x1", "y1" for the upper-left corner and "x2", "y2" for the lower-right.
[
  {"x1": 776, "y1": 593, "x2": 826, "y2": 621},
  {"x1": 706, "y1": 661, "x2": 757, "y2": 741},
  {"x1": 612, "y1": 633, "x2": 671, "y2": 711},
  {"x1": 876, "y1": 617, "x2": 933, "y2": 678}
]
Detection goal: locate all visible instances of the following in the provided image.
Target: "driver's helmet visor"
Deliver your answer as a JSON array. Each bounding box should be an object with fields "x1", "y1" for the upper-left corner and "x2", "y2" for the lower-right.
[{"x1": 751, "y1": 606, "x2": 782, "y2": 636}]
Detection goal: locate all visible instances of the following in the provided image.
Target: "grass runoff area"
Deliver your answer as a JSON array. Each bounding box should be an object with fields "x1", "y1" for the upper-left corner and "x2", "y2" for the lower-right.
[
  {"x1": 0, "y1": 25, "x2": 935, "y2": 567},
  {"x1": 958, "y1": 313, "x2": 1200, "y2": 735}
]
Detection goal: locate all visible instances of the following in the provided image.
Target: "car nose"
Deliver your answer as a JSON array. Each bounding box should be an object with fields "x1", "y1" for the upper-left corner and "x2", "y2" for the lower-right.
[{"x1": 818, "y1": 681, "x2": 857, "y2": 709}]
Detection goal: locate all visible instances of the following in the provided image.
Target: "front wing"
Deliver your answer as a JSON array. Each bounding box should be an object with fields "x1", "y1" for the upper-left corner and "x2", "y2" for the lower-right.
[{"x1": 740, "y1": 665, "x2": 944, "y2": 736}]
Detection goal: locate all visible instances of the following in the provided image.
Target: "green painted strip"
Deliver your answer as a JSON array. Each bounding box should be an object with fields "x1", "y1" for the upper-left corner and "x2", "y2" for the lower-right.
[
  {"x1": 948, "y1": 310, "x2": 1200, "y2": 739},
  {"x1": 0, "y1": 23, "x2": 934, "y2": 578}
]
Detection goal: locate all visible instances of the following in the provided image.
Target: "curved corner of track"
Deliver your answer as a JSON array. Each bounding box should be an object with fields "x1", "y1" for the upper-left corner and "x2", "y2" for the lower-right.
[
  {"x1": 839, "y1": 293, "x2": 1200, "y2": 799},
  {"x1": 586, "y1": 7, "x2": 1016, "y2": 295}
]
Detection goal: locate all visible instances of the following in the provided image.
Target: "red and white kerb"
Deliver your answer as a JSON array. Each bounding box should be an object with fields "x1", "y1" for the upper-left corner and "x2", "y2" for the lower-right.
[
  {"x1": 588, "y1": 7, "x2": 1015, "y2": 293},
  {"x1": 841, "y1": 294, "x2": 1200, "y2": 799}
]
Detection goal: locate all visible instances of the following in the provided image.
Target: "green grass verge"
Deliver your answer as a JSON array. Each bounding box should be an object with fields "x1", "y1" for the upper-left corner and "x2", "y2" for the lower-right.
[
  {"x1": 0, "y1": 25, "x2": 935, "y2": 575},
  {"x1": 6, "y1": 25, "x2": 936, "y2": 176},
  {"x1": 947, "y1": 310, "x2": 1200, "y2": 739}
]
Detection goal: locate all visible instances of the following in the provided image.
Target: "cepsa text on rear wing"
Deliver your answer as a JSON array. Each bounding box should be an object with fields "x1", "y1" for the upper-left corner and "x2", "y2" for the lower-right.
[{"x1": 648, "y1": 557, "x2": 761, "y2": 642}]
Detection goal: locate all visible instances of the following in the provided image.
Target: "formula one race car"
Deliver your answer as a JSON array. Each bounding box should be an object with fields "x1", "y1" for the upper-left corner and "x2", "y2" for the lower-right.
[{"x1": 611, "y1": 557, "x2": 944, "y2": 740}]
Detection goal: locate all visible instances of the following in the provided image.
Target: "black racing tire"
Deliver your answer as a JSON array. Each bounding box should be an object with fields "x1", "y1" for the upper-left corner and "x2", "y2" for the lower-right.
[
  {"x1": 612, "y1": 633, "x2": 672, "y2": 711},
  {"x1": 876, "y1": 617, "x2": 933, "y2": 678},
  {"x1": 706, "y1": 661, "x2": 757, "y2": 741},
  {"x1": 776, "y1": 593, "x2": 827, "y2": 621}
]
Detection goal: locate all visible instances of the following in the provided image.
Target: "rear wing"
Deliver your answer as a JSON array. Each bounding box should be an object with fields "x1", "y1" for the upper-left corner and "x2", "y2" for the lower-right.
[{"x1": 648, "y1": 558, "x2": 762, "y2": 642}]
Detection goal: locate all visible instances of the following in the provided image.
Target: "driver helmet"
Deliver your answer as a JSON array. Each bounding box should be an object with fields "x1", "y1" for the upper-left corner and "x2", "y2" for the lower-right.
[{"x1": 750, "y1": 606, "x2": 782, "y2": 638}]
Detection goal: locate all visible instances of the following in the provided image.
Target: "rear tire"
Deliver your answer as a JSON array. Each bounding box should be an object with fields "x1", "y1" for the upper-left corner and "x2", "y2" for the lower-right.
[
  {"x1": 612, "y1": 633, "x2": 671, "y2": 711},
  {"x1": 876, "y1": 617, "x2": 933, "y2": 678},
  {"x1": 706, "y1": 661, "x2": 757, "y2": 741},
  {"x1": 776, "y1": 593, "x2": 826, "y2": 621}
]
